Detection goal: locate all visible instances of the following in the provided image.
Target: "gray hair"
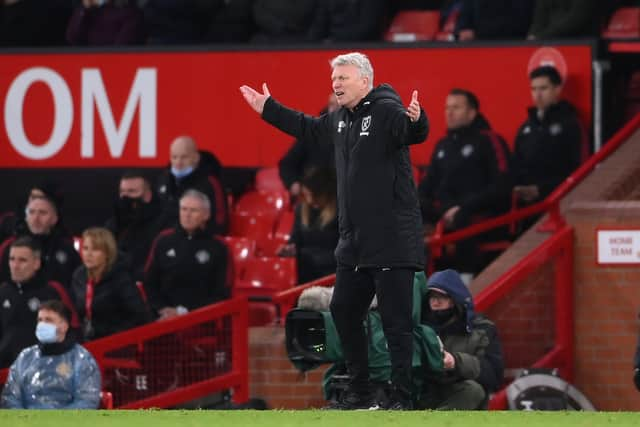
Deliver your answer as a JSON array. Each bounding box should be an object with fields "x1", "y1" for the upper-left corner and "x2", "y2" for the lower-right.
[
  {"x1": 180, "y1": 189, "x2": 210, "y2": 213},
  {"x1": 330, "y1": 52, "x2": 374, "y2": 89}
]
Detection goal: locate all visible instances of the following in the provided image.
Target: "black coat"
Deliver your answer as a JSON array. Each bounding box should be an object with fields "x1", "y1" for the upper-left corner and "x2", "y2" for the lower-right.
[
  {"x1": 71, "y1": 261, "x2": 150, "y2": 341},
  {"x1": 418, "y1": 115, "x2": 512, "y2": 225},
  {"x1": 156, "y1": 150, "x2": 228, "y2": 235},
  {"x1": 513, "y1": 100, "x2": 585, "y2": 201},
  {"x1": 143, "y1": 226, "x2": 230, "y2": 314},
  {"x1": 263, "y1": 84, "x2": 429, "y2": 270},
  {"x1": 0, "y1": 228, "x2": 82, "y2": 291},
  {"x1": 71, "y1": 263, "x2": 151, "y2": 340},
  {"x1": 105, "y1": 195, "x2": 168, "y2": 281},
  {"x1": 0, "y1": 273, "x2": 78, "y2": 368}
]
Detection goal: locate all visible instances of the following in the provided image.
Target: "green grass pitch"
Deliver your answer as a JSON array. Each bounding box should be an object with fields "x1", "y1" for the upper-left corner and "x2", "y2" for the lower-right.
[{"x1": 1, "y1": 410, "x2": 639, "y2": 427}]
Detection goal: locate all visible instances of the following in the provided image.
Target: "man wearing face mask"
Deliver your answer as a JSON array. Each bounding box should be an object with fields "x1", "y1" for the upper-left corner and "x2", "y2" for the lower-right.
[
  {"x1": 0, "y1": 194, "x2": 81, "y2": 290},
  {"x1": 0, "y1": 237, "x2": 79, "y2": 368},
  {"x1": 105, "y1": 170, "x2": 167, "y2": 281},
  {"x1": 1, "y1": 300, "x2": 100, "y2": 409},
  {"x1": 418, "y1": 269, "x2": 503, "y2": 410},
  {"x1": 156, "y1": 135, "x2": 229, "y2": 235}
]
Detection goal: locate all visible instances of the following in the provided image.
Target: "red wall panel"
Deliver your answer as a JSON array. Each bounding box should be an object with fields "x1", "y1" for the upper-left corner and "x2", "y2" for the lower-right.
[{"x1": 0, "y1": 45, "x2": 592, "y2": 168}]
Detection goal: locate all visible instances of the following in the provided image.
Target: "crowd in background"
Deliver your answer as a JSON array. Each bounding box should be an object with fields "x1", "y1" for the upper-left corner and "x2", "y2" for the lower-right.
[{"x1": 0, "y1": 0, "x2": 634, "y2": 48}]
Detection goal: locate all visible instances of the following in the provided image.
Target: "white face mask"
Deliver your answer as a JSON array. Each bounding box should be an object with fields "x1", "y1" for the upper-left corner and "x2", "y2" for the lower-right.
[{"x1": 35, "y1": 321, "x2": 58, "y2": 344}]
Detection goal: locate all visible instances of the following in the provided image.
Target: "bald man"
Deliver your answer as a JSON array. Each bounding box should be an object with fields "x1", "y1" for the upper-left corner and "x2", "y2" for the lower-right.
[{"x1": 156, "y1": 136, "x2": 228, "y2": 234}]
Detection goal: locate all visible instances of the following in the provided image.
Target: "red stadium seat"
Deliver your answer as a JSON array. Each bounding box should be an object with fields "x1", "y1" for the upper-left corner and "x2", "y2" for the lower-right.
[
  {"x1": 602, "y1": 8, "x2": 640, "y2": 39},
  {"x1": 234, "y1": 256, "x2": 297, "y2": 298},
  {"x1": 221, "y1": 236, "x2": 256, "y2": 282},
  {"x1": 385, "y1": 11, "x2": 440, "y2": 42},
  {"x1": 255, "y1": 167, "x2": 287, "y2": 192},
  {"x1": 234, "y1": 189, "x2": 289, "y2": 214}
]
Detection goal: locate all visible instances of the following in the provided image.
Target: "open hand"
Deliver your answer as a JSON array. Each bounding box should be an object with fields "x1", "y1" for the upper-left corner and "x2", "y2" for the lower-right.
[{"x1": 239, "y1": 83, "x2": 271, "y2": 114}]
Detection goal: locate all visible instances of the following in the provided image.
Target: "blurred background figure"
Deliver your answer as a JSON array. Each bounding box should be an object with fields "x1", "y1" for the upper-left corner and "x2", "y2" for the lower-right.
[
  {"x1": 66, "y1": 0, "x2": 145, "y2": 46},
  {"x1": 278, "y1": 167, "x2": 338, "y2": 284},
  {"x1": 278, "y1": 94, "x2": 338, "y2": 198}
]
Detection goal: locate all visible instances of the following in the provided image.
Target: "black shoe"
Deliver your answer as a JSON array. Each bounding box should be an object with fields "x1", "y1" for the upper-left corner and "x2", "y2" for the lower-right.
[
  {"x1": 384, "y1": 389, "x2": 413, "y2": 410},
  {"x1": 323, "y1": 389, "x2": 378, "y2": 410}
]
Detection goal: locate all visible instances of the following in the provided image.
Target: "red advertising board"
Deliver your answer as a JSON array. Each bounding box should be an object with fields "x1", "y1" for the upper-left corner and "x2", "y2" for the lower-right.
[{"x1": 0, "y1": 45, "x2": 592, "y2": 168}]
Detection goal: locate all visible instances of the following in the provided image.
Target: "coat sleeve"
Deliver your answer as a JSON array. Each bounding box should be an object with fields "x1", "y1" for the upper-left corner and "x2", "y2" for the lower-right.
[
  {"x1": 118, "y1": 273, "x2": 152, "y2": 330},
  {"x1": 458, "y1": 133, "x2": 512, "y2": 216},
  {"x1": 538, "y1": 117, "x2": 582, "y2": 199},
  {"x1": 388, "y1": 102, "x2": 429, "y2": 148},
  {"x1": 418, "y1": 143, "x2": 444, "y2": 224},
  {"x1": 143, "y1": 235, "x2": 170, "y2": 312},
  {"x1": 65, "y1": 347, "x2": 101, "y2": 409},
  {"x1": 452, "y1": 322, "x2": 504, "y2": 392},
  {"x1": 210, "y1": 241, "x2": 231, "y2": 303},
  {"x1": 262, "y1": 97, "x2": 331, "y2": 146},
  {"x1": 0, "y1": 355, "x2": 25, "y2": 408}
]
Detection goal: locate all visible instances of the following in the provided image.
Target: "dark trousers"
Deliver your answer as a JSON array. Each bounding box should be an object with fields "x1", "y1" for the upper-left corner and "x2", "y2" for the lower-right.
[{"x1": 329, "y1": 265, "x2": 414, "y2": 396}]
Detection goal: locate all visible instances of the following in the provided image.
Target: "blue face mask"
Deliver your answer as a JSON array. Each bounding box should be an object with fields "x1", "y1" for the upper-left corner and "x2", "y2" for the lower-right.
[
  {"x1": 35, "y1": 321, "x2": 58, "y2": 344},
  {"x1": 171, "y1": 166, "x2": 194, "y2": 179}
]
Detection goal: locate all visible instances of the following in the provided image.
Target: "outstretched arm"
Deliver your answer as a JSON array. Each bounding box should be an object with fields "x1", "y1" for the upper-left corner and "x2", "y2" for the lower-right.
[
  {"x1": 239, "y1": 83, "x2": 271, "y2": 114},
  {"x1": 391, "y1": 89, "x2": 429, "y2": 147},
  {"x1": 241, "y1": 83, "x2": 331, "y2": 145}
]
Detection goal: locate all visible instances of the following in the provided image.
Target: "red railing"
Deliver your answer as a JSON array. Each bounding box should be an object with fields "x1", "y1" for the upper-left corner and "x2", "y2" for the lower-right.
[
  {"x1": 1, "y1": 297, "x2": 249, "y2": 409},
  {"x1": 85, "y1": 297, "x2": 249, "y2": 409},
  {"x1": 480, "y1": 225, "x2": 574, "y2": 409}
]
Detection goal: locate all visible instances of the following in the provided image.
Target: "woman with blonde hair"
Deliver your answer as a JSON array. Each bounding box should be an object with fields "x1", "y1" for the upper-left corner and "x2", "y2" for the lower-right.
[
  {"x1": 278, "y1": 167, "x2": 338, "y2": 283},
  {"x1": 71, "y1": 227, "x2": 150, "y2": 340}
]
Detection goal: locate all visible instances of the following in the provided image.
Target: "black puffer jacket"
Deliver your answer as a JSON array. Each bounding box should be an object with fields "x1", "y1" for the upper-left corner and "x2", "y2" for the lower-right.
[
  {"x1": 263, "y1": 84, "x2": 429, "y2": 270},
  {"x1": 71, "y1": 261, "x2": 150, "y2": 341}
]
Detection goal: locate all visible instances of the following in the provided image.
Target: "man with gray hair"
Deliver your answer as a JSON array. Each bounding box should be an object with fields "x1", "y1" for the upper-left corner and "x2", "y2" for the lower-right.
[
  {"x1": 143, "y1": 190, "x2": 230, "y2": 320},
  {"x1": 240, "y1": 52, "x2": 429, "y2": 410}
]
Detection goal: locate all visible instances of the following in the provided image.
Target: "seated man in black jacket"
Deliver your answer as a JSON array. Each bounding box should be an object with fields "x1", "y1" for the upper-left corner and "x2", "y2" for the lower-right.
[
  {"x1": 513, "y1": 66, "x2": 586, "y2": 207},
  {"x1": 419, "y1": 269, "x2": 504, "y2": 410},
  {"x1": 144, "y1": 190, "x2": 230, "y2": 320},
  {"x1": 105, "y1": 170, "x2": 167, "y2": 281},
  {"x1": 419, "y1": 89, "x2": 511, "y2": 273}
]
